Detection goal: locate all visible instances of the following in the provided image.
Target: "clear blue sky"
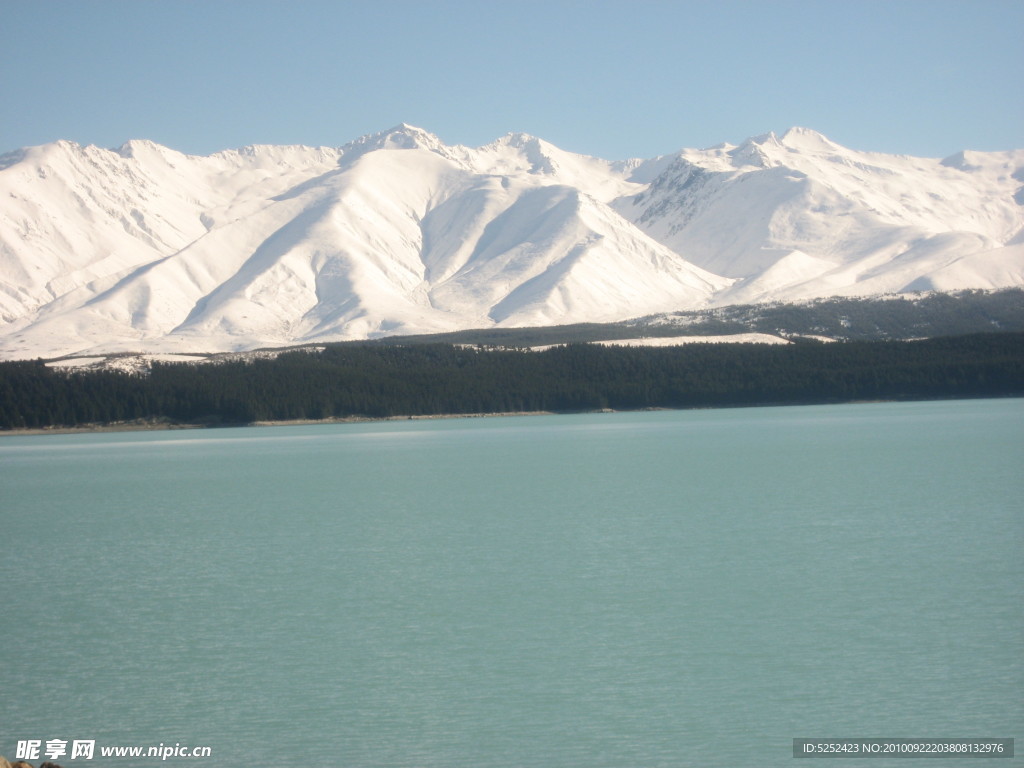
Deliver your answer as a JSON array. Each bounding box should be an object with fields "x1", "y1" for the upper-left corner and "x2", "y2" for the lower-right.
[{"x1": 2, "y1": 0, "x2": 1021, "y2": 160}]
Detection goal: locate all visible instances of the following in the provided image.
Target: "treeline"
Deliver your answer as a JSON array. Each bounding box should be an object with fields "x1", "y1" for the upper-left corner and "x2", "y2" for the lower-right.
[
  {"x1": 374, "y1": 288, "x2": 1024, "y2": 347},
  {"x1": 702, "y1": 288, "x2": 1024, "y2": 341},
  {"x1": 1, "y1": 334, "x2": 1022, "y2": 429}
]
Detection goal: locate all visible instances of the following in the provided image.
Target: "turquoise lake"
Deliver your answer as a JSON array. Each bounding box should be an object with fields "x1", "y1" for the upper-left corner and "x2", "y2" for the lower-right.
[{"x1": 2, "y1": 399, "x2": 1021, "y2": 767}]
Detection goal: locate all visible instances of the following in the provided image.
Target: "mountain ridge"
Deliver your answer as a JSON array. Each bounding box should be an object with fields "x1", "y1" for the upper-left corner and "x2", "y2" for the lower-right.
[{"x1": 1, "y1": 125, "x2": 1021, "y2": 360}]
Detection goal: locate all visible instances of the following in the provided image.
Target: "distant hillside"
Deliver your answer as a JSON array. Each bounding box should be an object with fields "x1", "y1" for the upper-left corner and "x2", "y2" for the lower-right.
[{"x1": 363, "y1": 289, "x2": 1024, "y2": 348}]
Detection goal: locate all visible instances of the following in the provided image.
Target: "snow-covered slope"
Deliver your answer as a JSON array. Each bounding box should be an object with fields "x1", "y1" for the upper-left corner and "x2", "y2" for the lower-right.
[
  {"x1": 1, "y1": 124, "x2": 1021, "y2": 359},
  {"x1": 616, "y1": 127, "x2": 1024, "y2": 304}
]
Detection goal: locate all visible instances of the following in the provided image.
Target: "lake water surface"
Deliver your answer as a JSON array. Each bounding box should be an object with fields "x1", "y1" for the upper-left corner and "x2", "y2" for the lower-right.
[{"x1": 2, "y1": 400, "x2": 1021, "y2": 767}]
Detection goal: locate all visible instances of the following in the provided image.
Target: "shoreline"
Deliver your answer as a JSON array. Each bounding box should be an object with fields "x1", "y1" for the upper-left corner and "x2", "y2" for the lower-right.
[
  {"x1": 249, "y1": 410, "x2": 559, "y2": 428},
  {"x1": 0, "y1": 410, "x2": 562, "y2": 437},
  {"x1": 2, "y1": 395, "x2": 1020, "y2": 438}
]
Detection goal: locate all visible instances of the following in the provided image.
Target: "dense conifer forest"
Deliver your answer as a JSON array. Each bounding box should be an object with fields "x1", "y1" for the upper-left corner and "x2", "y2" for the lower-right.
[
  {"x1": 1, "y1": 333, "x2": 1022, "y2": 430},
  {"x1": 375, "y1": 288, "x2": 1024, "y2": 347}
]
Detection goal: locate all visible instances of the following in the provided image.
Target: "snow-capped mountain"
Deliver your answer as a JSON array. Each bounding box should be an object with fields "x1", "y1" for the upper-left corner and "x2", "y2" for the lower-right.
[
  {"x1": 1, "y1": 124, "x2": 1021, "y2": 359},
  {"x1": 616, "y1": 127, "x2": 1024, "y2": 305}
]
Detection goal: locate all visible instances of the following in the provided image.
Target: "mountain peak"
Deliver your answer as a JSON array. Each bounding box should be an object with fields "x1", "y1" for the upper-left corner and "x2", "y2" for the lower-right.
[
  {"x1": 337, "y1": 123, "x2": 449, "y2": 166},
  {"x1": 777, "y1": 127, "x2": 839, "y2": 152},
  {"x1": 115, "y1": 138, "x2": 174, "y2": 159},
  {"x1": 497, "y1": 131, "x2": 543, "y2": 147},
  {"x1": 729, "y1": 133, "x2": 779, "y2": 168},
  {"x1": 487, "y1": 132, "x2": 564, "y2": 174},
  {"x1": 725, "y1": 127, "x2": 841, "y2": 168},
  {"x1": 347, "y1": 123, "x2": 442, "y2": 151}
]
